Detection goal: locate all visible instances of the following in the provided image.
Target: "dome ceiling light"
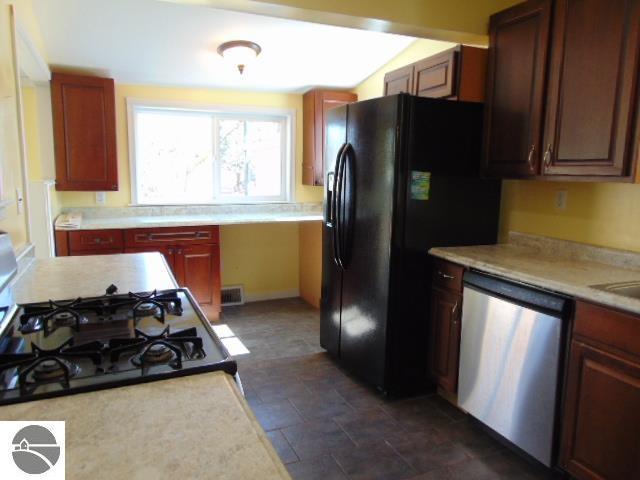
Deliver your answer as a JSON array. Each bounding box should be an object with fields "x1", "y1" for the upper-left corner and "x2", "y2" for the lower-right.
[{"x1": 217, "y1": 40, "x2": 262, "y2": 75}]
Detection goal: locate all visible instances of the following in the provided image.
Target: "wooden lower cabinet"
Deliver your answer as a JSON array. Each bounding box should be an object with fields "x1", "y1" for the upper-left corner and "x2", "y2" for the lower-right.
[
  {"x1": 560, "y1": 302, "x2": 640, "y2": 480},
  {"x1": 428, "y1": 287, "x2": 462, "y2": 394},
  {"x1": 124, "y1": 246, "x2": 176, "y2": 274},
  {"x1": 172, "y1": 244, "x2": 221, "y2": 319}
]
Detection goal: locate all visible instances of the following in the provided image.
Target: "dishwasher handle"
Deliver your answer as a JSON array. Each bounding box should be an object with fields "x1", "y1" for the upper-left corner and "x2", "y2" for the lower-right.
[{"x1": 463, "y1": 270, "x2": 571, "y2": 317}]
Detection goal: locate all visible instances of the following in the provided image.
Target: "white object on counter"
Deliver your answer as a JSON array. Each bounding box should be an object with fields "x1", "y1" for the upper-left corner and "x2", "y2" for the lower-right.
[{"x1": 55, "y1": 212, "x2": 82, "y2": 229}]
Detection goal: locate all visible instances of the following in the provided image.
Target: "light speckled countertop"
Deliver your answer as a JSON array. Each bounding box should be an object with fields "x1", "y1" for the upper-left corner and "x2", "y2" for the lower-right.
[
  {"x1": 66, "y1": 211, "x2": 323, "y2": 230},
  {"x1": 12, "y1": 252, "x2": 177, "y2": 304},
  {"x1": 56, "y1": 203, "x2": 323, "y2": 231},
  {"x1": 0, "y1": 371, "x2": 290, "y2": 480},
  {"x1": 430, "y1": 232, "x2": 640, "y2": 314}
]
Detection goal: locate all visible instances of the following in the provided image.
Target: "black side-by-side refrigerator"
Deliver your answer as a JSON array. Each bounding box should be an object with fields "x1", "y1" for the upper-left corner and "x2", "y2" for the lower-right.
[{"x1": 320, "y1": 94, "x2": 501, "y2": 395}]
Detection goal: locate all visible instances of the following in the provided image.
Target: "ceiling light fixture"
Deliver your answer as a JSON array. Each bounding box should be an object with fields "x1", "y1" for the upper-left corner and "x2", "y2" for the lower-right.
[{"x1": 217, "y1": 40, "x2": 262, "y2": 75}]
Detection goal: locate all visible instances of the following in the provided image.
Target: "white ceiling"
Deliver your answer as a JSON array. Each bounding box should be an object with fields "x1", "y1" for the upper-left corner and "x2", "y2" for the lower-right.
[{"x1": 32, "y1": 0, "x2": 418, "y2": 92}]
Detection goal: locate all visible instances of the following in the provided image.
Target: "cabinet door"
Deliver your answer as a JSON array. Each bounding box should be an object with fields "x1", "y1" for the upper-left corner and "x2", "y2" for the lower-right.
[
  {"x1": 428, "y1": 287, "x2": 462, "y2": 393},
  {"x1": 542, "y1": 0, "x2": 640, "y2": 177},
  {"x1": 174, "y1": 244, "x2": 221, "y2": 320},
  {"x1": 482, "y1": 0, "x2": 551, "y2": 178},
  {"x1": 414, "y1": 49, "x2": 457, "y2": 99},
  {"x1": 51, "y1": 73, "x2": 118, "y2": 191},
  {"x1": 124, "y1": 246, "x2": 176, "y2": 277},
  {"x1": 383, "y1": 65, "x2": 414, "y2": 96},
  {"x1": 560, "y1": 341, "x2": 640, "y2": 480},
  {"x1": 302, "y1": 90, "x2": 357, "y2": 186}
]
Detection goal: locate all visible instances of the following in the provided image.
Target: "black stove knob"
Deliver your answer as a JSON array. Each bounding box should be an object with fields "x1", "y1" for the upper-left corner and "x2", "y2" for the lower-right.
[{"x1": 106, "y1": 284, "x2": 118, "y2": 295}]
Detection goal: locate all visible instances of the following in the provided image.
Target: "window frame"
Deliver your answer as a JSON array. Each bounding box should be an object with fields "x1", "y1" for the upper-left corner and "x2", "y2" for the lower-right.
[{"x1": 127, "y1": 98, "x2": 295, "y2": 206}]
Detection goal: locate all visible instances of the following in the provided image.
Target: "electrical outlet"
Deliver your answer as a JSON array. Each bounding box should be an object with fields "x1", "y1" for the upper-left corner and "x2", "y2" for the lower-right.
[
  {"x1": 15, "y1": 188, "x2": 23, "y2": 214},
  {"x1": 555, "y1": 190, "x2": 568, "y2": 211},
  {"x1": 95, "y1": 192, "x2": 106, "y2": 205}
]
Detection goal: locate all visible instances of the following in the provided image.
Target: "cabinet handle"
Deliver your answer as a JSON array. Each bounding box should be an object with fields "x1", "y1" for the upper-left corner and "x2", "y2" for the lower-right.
[
  {"x1": 93, "y1": 237, "x2": 113, "y2": 244},
  {"x1": 527, "y1": 144, "x2": 535, "y2": 171},
  {"x1": 452, "y1": 302, "x2": 459, "y2": 319},
  {"x1": 543, "y1": 144, "x2": 553, "y2": 168},
  {"x1": 437, "y1": 270, "x2": 455, "y2": 280},
  {"x1": 177, "y1": 249, "x2": 183, "y2": 255},
  {"x1": 168, "y1": 248, "x2": 174, "y2": 255}
]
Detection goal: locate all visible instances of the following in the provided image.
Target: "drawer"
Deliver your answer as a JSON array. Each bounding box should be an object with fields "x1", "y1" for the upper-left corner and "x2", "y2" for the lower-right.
[
  {"x1": 575, "y1": 301, "x2": 640, "y2": 360},
  {"x1": 124, "y1": 226, "x2": 219, "y2": 247},
  {"x1": 68, "y1": 229, "x2": 124, "y2": 253},
  {"x1": 432, "y1": 258, "x2": 465, "y2": 293}
]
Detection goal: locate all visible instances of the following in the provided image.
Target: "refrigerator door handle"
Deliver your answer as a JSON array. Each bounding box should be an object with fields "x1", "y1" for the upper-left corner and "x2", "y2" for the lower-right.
[
  {"x1": 339, "y1": 143, "x2": 355, "y2": 268},
  {"x1": 332, "y1": 143, "x2": 347, "y2": 269}
]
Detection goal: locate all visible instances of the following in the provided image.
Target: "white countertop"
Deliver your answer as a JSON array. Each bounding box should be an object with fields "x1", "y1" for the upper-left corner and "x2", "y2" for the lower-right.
[
  {"x1": 12, "y1": 252, "x2": 177, "y2": 304},
  {"x1": 429, "y1": 232, "x2": 640, "y2": 315},
  {"x1": 0, "y1": 372, "x2": 290, "y2": 480},
  {"x1": 61, "y1": 211, "x2": 323, "y2": 231}
]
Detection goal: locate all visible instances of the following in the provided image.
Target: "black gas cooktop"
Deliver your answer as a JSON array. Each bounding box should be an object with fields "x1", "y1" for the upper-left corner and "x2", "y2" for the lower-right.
[{"x1": 0, "y1": 286, "x2": 237, "y2": 405}]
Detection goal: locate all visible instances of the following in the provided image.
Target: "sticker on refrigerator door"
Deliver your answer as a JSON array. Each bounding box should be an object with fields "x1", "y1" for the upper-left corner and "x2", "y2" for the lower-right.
[{"x1": 410, "y1": 171, "x2": 431, "y2": 200}]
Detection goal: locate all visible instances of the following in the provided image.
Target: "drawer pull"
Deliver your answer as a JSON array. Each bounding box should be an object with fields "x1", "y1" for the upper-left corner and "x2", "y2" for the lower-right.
[
  {"x1": 92, "y1": 237, "x2": 113, "y2": 244},
  {"x1": 437, "y1": 270, "x2": 455, "y2": 280},
  {"x1": 138, "y1": 231, "x2": 212, "y2": 242}
]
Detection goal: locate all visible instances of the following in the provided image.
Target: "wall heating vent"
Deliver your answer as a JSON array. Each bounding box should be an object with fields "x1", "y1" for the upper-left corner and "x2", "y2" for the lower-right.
[{"x1": 221, "y1": 285, "x2": 245, "y2": 306}]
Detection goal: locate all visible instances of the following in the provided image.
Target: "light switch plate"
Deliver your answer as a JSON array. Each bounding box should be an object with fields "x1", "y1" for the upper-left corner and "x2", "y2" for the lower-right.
[
  {"x1": 95, "y1": 192, "x2": 106, "y2": 205},
  {"x1": 555, "y1": 190, "x2": 568, "y2": 211},
  {"x1": 15, "y1": 188, "x2": 23, "y2": 214}
]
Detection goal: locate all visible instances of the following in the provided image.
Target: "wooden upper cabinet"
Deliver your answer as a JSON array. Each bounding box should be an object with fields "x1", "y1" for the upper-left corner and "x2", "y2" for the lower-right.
[
  {"x1": 414, "y1": 46, "x2": 487, "y2": 101},
  {"x1": 383, "y1": 46, "x2": 487, "y2": 102},
  {"x1": 542, "y1": 0, "x2": 640, "y2": 178},
  {"x1": 302, "y1": 89, "x2": 357, "y2": 186},
  {"x1": 482, "y1": 0, "x2": 552, "y2": 178},
  {"x1": 51, "y1": 73, "x2": 118, "y2": 191},
  {"x1": 383, "y1": 65, "x2": 414, "y2": 96}
]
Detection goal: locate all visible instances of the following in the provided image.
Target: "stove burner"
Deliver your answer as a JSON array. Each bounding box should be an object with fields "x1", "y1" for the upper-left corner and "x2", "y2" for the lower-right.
[
  {"x1": 133, "y1": 302, "x2": 161, "y2": 318},
  {"x1": 0, "y1": 338, "x2": 103, "y2": 393},
  {"x1": 32, "y1": 358, "x2": 80, "y2": 382},
  {"x1": 109, "y1": 326, "x2": 203, "y2": 371},
  {"x1": 131, "y1": 342, "x2": 177, "y2": 367}
]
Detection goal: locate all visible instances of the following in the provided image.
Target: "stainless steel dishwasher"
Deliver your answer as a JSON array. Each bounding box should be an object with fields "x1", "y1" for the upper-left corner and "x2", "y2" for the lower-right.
[{"x1": 458, "y1": 271, "x2": 570, "y2": 467}]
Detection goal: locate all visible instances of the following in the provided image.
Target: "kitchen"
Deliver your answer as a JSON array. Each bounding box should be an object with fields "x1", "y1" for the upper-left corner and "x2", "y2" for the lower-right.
[{"x1": 0, "y1": 0, "x2": 638, "y2": 479}]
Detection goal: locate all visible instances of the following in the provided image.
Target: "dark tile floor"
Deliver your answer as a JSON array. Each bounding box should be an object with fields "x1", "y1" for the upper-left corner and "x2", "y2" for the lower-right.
[{"x1": 220, "y1": 298, "x2": 553, "y2": 480}]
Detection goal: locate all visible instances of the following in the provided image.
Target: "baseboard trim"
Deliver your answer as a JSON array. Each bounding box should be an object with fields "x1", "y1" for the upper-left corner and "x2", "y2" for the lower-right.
[{"x1": 243, "y1": 289, "x2": 300, "y2": 303}]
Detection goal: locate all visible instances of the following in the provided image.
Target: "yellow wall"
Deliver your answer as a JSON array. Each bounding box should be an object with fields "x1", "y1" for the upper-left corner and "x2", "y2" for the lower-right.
[
  {"x1": 55, "y1": 83, "x2": 323, "y2": 300},
  {"x1": 0, "y1": 3, "x2": 28, "y2": 251},
  {"x1": 20, "y1": 86, "x2": 40, "y2": 180},
  {"x1": 299, "y1": 221, "x2": 322, "y2": 307},
  {"x1": 221, "y1": 223, "x2": 300, "y2": 300},
  {"x1": 354, "y1": 38, "x2": 456, "y2": 100},
  {"x1": 500, "y1": 180, "x2": 640, "y2": 253}
]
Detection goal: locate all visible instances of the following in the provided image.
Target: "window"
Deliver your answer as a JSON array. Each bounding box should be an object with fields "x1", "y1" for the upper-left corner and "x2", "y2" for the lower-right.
[{"x1": 128, "y1": 100, "x2": 294, "y2": 205}]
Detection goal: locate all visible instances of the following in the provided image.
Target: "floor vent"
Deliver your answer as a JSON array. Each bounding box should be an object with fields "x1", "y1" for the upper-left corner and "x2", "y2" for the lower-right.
[{"x1": 221, "y1": 285, "x2": 245, "y2": 306}]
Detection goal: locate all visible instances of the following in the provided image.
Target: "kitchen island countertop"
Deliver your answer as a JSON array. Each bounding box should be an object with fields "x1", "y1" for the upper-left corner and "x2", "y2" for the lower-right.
[
  {"x1": 12, "y1": 252, "x2": 178, "y2": 304},
  {"x1": 0, "y1": 371, "x2": 290, "y2": 480},
  {"x1": 429, "y1": 232, "x2": 640, "y2": 315}
]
